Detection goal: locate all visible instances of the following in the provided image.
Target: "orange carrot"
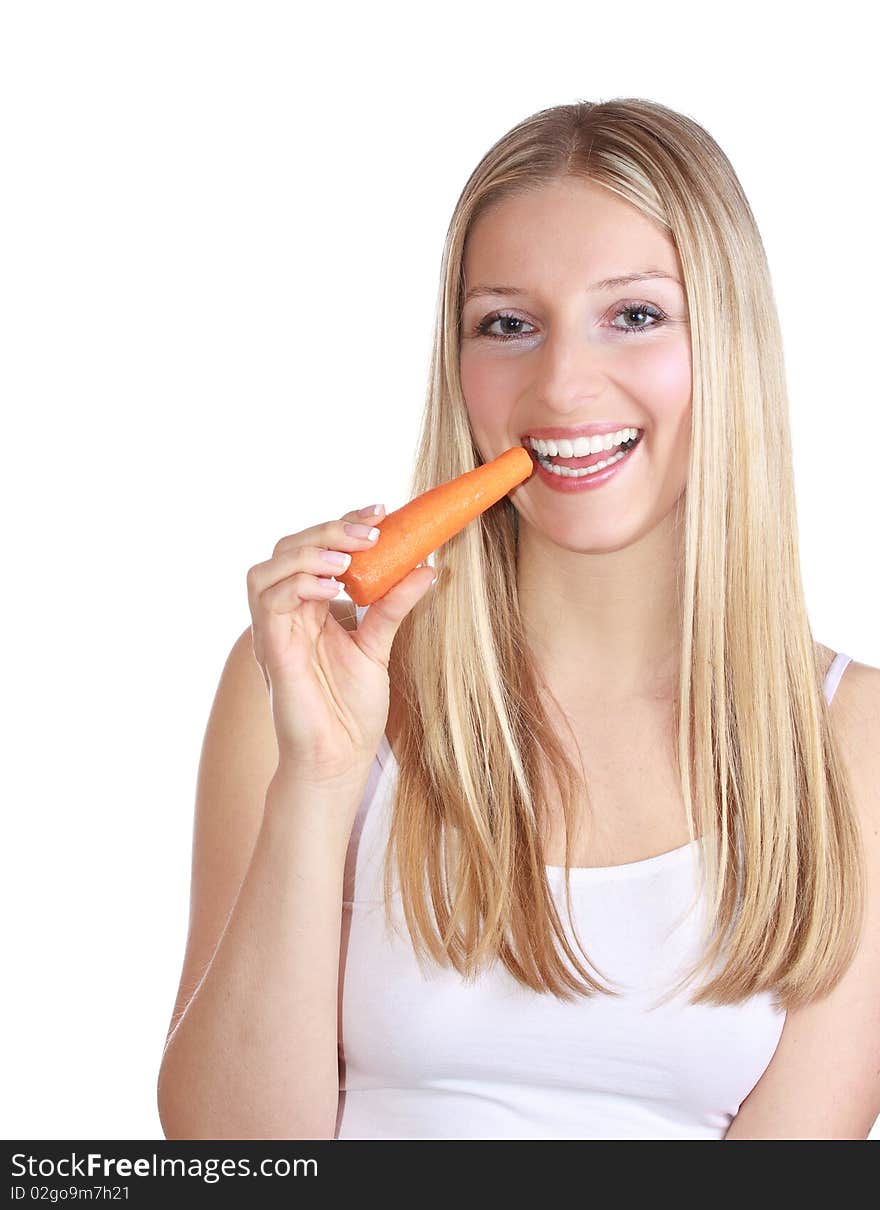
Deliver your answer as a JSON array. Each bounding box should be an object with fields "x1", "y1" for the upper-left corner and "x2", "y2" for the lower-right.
[{"x1": 339, "y1": 445, "x2": 534, "y2": 606}]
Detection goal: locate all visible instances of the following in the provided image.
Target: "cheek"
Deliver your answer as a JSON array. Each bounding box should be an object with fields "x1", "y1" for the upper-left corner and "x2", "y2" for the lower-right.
[
  {"x1": 458, "y1": 349, "x2": 518, "y2": 431},
  {"x1": 643, "y1": 345, "x2": 692, "y2": 490},
  {"x1": 634, "y1": 341, "x2": 692, "y2": 423}
]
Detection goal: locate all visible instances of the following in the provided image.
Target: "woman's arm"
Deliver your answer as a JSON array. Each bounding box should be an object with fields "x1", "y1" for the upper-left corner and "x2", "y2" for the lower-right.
[
  {"x1": 724, "y1": 660, "x2": 880, "y2": 1140},
  {"x1": 156, "y1": 621, "x2": 363, "y2": 1140}
]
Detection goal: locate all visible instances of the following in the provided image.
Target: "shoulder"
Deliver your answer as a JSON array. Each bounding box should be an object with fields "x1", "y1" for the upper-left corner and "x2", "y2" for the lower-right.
[
  {"x1": 819, "y1": 642, "x2": 880, "y2": 856},
  {"x1": 827, "y1": 651, "x2": 880, "y2": 714},
  {"x1": 814, "y1": 641, "x2": 838, "y2": 682},
  {"x1": 827, "y1": 653, "x2": 880, "y2": 818}
]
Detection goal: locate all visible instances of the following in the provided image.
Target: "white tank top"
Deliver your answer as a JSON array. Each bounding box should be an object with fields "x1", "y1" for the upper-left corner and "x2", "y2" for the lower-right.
[{"x1": 335, "y1": 612, "x2": 852, "y2": 1140}]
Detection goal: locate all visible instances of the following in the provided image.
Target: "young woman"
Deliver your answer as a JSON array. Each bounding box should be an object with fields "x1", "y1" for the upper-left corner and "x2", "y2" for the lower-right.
[{"x1": 157, "y1": 99, "x2": 880, "y2": 1140}]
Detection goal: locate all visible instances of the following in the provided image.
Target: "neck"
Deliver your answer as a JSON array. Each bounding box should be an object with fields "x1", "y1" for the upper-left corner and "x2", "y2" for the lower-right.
[{"x1": 516, "y1": 505, "x2": 684, "y2": 705}]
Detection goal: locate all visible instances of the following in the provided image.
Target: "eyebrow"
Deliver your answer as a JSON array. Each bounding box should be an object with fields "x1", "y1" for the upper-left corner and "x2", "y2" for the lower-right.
[{"x1": 463, "y1": 270, "x2": 682, "y2": 303}]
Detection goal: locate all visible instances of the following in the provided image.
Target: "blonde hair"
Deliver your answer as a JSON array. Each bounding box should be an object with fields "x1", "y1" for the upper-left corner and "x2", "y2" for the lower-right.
[{"x1": 382, "y1": 97, "x2": 865, "y2": 1009}]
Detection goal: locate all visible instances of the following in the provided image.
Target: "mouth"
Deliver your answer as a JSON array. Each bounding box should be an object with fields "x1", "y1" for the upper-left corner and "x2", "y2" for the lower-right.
[{"x1": 521, "y1": 427, "x2": 644, "y2": 475}]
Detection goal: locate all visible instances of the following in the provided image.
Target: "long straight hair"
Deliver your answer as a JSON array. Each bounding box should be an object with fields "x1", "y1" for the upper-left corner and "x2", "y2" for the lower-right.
[{"x1": 381, "y1": 98, "x2": 865, "y2": 1009}]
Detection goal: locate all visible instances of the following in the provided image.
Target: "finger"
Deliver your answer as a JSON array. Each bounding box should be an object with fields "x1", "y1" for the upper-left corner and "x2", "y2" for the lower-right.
[
  {"x1": 271, "y1": 503, "x2": 386, "y2": 558},
  {"x1": 250, "y1": 514, "x2": 384, "y2": 603},
  {"x1": 260, "y1": 568, "x2": 343, "y2": 614},
  {"x1": 254, "y1": 570, "x2": 345, "y2": 683},
  {"x1": 355, "y1": 564, "x2": 438, "y2": 669},
  {"x1": 248, "y1": 545, "x2": 339, "y2": 594}
]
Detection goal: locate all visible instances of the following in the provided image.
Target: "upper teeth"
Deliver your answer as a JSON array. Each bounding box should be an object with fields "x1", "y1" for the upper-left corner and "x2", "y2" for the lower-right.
[{"x1": 526, "y1": 427, "x2": 639, "y2": 457}]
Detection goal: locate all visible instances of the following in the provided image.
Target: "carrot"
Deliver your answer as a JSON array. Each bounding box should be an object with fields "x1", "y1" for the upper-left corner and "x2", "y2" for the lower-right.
[{"x1": 338, "y1": 445, "x2": 534, "y2": 606}]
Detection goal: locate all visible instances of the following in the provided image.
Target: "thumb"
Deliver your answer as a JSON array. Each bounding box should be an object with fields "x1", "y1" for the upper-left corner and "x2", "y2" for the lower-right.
[{"x1": 354, "y1": 564, "x2": 438, "y2": 667}]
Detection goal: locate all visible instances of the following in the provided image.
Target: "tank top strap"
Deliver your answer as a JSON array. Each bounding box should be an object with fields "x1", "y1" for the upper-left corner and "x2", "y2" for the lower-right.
[{"x1": 823, "y1": 652, "x2": 852, "y2": 705}]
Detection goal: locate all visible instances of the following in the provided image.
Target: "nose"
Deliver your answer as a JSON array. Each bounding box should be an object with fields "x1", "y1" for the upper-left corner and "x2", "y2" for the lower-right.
[{"x1": 531, "y1": 319, "x2": 606, "y2": 413}]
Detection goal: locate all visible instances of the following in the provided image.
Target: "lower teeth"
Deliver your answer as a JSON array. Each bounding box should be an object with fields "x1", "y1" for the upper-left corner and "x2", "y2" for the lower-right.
[{"x1": 537, "y1": 445, "x2": 631, "y2": 478}]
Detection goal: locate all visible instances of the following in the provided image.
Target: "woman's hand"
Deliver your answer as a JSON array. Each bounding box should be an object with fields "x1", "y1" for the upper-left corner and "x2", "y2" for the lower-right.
[{"x1": 246, "y1": 504, "x2": 436, "y2": 791}]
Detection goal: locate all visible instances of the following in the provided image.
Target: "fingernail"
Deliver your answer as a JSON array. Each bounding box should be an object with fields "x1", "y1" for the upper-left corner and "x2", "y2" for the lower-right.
[
  {"x1": 322, "y1": 550, "x2": 351, "y2": 568},
  {"x1": 344, "y1": 523, "x2": 380, "y2": 539},
  {"x1": 358, "y1": 503, "x2": 385, "y2": 518}
]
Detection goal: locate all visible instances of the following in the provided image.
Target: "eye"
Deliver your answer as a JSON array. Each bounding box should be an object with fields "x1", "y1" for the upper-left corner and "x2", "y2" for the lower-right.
[
  {"x1": 472, "y1": 311, "x2": 536, "y2": 341},
  {"x1": 610, "y1": 302, "x2": 666, "y2": 335},
  {"x1": 468, "y1": 301, "x2": 668, "y2": 343}
]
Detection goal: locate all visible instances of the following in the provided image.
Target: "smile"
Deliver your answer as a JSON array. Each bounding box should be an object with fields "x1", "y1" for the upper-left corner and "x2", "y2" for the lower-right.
[{"x1": 523, "y1": 429, "x2": 645, "y2": 491}]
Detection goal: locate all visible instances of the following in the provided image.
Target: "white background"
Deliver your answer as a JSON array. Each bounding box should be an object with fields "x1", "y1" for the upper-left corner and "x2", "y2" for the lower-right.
[{"x1": 2, "y1": 0, "x2": 877, "y2": 1141}]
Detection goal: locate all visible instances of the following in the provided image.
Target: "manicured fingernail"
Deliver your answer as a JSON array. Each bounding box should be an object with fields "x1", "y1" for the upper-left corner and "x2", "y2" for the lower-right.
[
  {"x1": 358, "y1": 503, "x2": 385, "y2": 518},
  {"x1": 345, "y1": 523, "x2": 380, "y2": 540}
]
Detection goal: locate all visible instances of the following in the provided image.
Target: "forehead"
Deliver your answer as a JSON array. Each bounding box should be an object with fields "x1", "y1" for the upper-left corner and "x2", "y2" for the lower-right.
[{"x1": 463, "y1": 178, "x2": 678, "y2": 283}]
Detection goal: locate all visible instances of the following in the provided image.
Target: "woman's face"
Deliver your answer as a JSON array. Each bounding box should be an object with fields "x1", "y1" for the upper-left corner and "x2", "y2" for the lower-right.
[{"x1": 459, "y1": 176, "x2": 692, "y2": 552}]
